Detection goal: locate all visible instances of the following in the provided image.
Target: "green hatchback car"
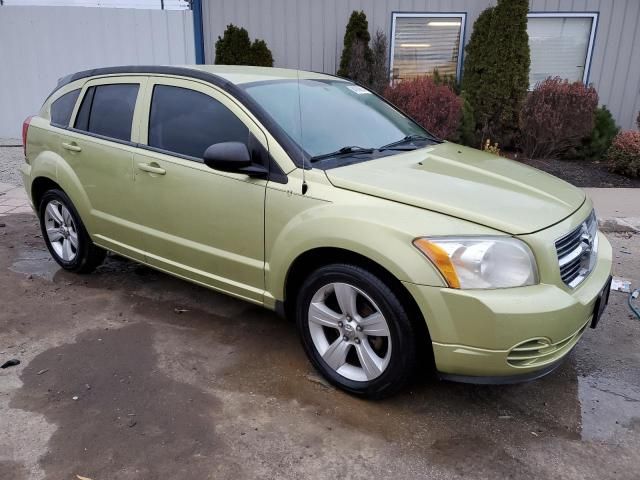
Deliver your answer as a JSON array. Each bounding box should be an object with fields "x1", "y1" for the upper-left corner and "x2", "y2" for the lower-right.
[{"x1": 21, "y1": 65, "x2": 612, "y2": 398}]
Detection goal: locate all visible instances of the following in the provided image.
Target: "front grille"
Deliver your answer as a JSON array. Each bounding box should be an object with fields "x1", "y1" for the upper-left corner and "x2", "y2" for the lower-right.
[{"x1": 555, "y1": 210, "x2": 598, "y2": 288}]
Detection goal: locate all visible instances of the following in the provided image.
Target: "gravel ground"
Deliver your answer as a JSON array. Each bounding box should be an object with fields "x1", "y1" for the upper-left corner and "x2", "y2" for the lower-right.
[{"x1": 0, "y1": 145, "x2": 24, "y2": 186}]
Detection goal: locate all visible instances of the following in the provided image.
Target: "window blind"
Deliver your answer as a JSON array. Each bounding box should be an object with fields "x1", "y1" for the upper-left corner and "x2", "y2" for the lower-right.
[
  {"x1": 528, "y1": 16, "x2": 594, "y2": 87},
  {"x1": 392, "y1": 16, "x2": 463, "y2": 82}
]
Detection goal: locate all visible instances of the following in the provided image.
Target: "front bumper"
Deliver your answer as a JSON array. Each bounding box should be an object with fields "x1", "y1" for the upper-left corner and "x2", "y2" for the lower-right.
[{"x1": 403, "y1": 231, "x2": 612, "y2": 379}]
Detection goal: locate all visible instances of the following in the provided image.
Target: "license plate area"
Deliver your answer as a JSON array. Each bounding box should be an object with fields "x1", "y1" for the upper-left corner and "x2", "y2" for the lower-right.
[{"x1": 590, "y1": 275, "x2": 612, "y2": 329}]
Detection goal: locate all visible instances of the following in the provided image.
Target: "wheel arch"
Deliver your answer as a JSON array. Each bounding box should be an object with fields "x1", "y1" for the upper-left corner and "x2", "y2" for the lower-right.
[
  {"x1": 31, "y1": 176, "x2": 62, "y2": 211},
  {"x1": 29, "y1": 149, "x2": 92, "y2": 226},
  {"x1": 282, "y1": 246, "x2": 434, "y2": 368}
]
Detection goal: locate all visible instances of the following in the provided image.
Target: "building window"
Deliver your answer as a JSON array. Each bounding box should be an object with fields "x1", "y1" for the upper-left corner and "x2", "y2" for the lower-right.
[
  {"x1": 527, "y1": 13, "x2": 598, "y2": 88},
  {"x1": 390, "y1": 13, "x2": 466, "y2": 84}
]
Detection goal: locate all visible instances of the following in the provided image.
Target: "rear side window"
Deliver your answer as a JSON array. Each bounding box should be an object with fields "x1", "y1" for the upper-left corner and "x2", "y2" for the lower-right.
[
  {"x1": 50, "y1": 89, "x2": 80, "y2": 127},
  {"x1": 74, "y1": 84, "x2": 139, "y2": 142},
  {"x1": 148, "y1": 84, "x2": 249, "y2": 159}
]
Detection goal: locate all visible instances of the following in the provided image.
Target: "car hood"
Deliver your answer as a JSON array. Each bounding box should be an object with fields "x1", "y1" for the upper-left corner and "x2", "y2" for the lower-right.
[{"x1": 325, "y1": 142, "x2": 585, "y2": 235}]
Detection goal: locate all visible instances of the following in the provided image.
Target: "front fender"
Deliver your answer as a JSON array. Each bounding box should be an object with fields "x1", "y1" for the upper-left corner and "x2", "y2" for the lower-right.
[
  {"x1": 265, "y1": 196, "x2": 449, "y2": 302},
  {"x1": 265, "y1": 169, "x2": 506, "y2": 304},
  {"x1": 268, "y1": 204, "x2": 444, "y2": 299}
]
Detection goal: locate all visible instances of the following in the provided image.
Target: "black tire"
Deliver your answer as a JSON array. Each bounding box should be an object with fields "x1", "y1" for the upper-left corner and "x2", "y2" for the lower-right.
[
  {"x1": 38, "y1": 189, "x2": 105, "y2": 273},
  {"x1": 296, "y1": 264, "x2": 418, "y2": 398}
]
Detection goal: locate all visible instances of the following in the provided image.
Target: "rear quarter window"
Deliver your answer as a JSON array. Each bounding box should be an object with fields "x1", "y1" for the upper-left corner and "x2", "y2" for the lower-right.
[
  {"x1": 50, "y1": 89, "x2": 80, "y2": 127},
  {"x1": 74, "y1": 84, "x2": 139, "y2": 142}
]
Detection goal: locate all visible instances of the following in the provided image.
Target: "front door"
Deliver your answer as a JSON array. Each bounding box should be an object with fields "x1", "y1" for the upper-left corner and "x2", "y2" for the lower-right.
[{"x1": 132, "y1": 77, "x2": 268, "y2": 303}]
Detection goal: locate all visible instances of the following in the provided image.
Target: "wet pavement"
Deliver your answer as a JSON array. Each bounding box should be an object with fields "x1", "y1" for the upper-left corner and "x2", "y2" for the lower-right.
[{"x1": 1, "y1": 213, "x2": 639, "y2": 480}]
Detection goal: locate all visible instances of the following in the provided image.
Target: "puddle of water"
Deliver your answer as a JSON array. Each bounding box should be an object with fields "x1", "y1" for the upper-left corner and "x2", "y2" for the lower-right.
[
  {"x1": 9, "y1": 248, "x2": 60, "y2": 281},
  {"x1": 578, "y1": 374, "x2": 640, "y2": 441}
]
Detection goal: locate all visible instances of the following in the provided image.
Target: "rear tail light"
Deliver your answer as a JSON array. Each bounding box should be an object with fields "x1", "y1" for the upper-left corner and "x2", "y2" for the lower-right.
[{"x1": 22, "y1": 115, "x2": 33, "y2": 158}]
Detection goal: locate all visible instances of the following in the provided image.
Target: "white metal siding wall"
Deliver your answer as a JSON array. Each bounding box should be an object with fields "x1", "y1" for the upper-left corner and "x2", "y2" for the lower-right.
[
  {"x1": 0, "y1": 6, "x2": 195, "y2": 138},
  {"x1": 202, "y1": 0, "x2": 640, "y2": 129}
]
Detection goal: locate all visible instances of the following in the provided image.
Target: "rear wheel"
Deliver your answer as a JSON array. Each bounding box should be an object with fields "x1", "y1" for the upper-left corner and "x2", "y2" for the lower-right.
[
  {"x1": 296, "y1": 264, "x2": 418, "y2": 398},
  {"x1": 39, "y1": 189, "x2": 105, "y2": 273}
]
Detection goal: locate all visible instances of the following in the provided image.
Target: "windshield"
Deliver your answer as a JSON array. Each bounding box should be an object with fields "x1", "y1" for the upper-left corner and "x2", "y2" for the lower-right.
[{"x1": 242, "y1": 79, "x2": 435, "y2": 163}]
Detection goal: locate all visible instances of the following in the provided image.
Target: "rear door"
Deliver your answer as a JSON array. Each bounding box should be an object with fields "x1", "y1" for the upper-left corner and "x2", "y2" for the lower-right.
[
  {"x1": 63, "y1": 76, "x2": 147, "y2": 260},
  {"x1": 132, "y1": 77, "x2": 269, "y2": 303}
]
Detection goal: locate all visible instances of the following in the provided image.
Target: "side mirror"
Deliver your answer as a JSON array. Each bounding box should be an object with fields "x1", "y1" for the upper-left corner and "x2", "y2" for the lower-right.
[
  {"x1": 203, "y1": 142, "x2": 268, "y2": 178},
  {"x1": 203, "y1": 142, "x2": 251, "y2": 171}
]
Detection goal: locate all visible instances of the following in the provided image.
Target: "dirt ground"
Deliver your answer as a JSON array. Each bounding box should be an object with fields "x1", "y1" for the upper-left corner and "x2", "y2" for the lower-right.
[{"x1": 1, "y1": 212, "x2": 639, "y2": 480}]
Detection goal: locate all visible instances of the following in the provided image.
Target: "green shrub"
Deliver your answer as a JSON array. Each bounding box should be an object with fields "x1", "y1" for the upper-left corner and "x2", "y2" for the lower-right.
[
  {"x1": 248, "y1": 39, "x2": 274, "y2": 67},
  {"x1": 455, "y1": 92, "x2": 477, "y2": 147},
  {"x1": 338, "y1": 11, "x2": 372, "y2": 79},
  {"x1": 573, "y1": 106, "x2": 619, "y2": 161},
  {"x1": 608, "y1": 131, "x2": 640, "y2": 178},
  {"x1": 461, "y1": 0, "x2": 530, "y2": 148},
  {"x1": 215, "y1": 24, "x2": 273, "y2": 67},
  {"x1": 432, "y1": 69, "x2": 459, "y2": 95}
]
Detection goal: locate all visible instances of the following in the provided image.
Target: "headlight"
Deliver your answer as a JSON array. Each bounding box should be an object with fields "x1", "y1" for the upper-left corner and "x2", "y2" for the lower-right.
[{"x1": 413, "y1": 236, "x2": 538, "y2": 289}]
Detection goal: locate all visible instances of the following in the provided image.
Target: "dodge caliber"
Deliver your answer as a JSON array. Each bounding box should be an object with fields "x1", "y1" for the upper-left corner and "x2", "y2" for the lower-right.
[{"x1": 20, "y1": 66, "x2": 612, "y2": 398}]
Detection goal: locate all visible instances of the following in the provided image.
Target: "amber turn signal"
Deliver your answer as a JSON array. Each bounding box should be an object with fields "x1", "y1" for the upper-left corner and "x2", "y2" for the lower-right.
[{"x1": 412, "y1": 238, "x2": 461, "y2": 288}]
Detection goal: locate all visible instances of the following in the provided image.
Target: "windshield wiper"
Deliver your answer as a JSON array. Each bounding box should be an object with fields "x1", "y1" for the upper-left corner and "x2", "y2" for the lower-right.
[
  {"x1": 310, "y1": 146, "x2": 376, "y2": 163},
  {"x1": 378, "y1": 134, "x2": 440, "y2": 151}
]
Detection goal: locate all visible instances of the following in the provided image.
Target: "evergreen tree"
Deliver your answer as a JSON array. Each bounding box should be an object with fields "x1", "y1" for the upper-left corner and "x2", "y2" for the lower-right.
[
  {"x1": 215, "y1": 24, "x2": 273, "y2": 67},
  {"x1": 215, "y1": 24, "x2": 251, "y2": 65},
  {"x1": 369, "y1": 29, "x2": 389, "y2": 94},
  {"x1": 338, "y1": 11, "x2": 372, "y2": 79},
  {"x1": 461, "y1": 0, "x2": 530, "y2": 147},
  {"x1": 249, "y1": 39, "x2": 274, "y2": 67}
]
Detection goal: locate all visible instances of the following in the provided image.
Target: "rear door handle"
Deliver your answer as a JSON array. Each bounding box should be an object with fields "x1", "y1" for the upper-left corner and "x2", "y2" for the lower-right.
[
  {"x1": 62, "y1": 142, "x2": 82, "y2": 152},
  {"x1": 138, "y1": 163, "x2": 166, "y2": 175}
]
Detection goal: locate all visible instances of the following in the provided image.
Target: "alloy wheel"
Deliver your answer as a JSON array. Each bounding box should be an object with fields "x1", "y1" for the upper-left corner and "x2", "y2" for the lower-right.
[
  {"x1": 307, "y1": 282, "x2": 392, "y2": 382},
  {"x1": 44, "y1": 200, "x2": 79, "y2": 262}
]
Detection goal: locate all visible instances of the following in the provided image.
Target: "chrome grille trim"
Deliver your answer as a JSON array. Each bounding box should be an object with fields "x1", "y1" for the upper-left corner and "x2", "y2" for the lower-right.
[{"x1": 555, "y1": 210, "x2": 598, "y2": 288}]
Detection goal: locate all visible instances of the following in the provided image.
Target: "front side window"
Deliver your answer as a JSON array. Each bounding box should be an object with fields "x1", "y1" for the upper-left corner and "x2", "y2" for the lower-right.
[
  {"x1": 148, "y1": 85, "x2": 249, "y2": 159},
  {"x1": 527, "y1": 13, "x2": 598, "y2": 87},
  {"x1": 74, "y1": 84, "x2": 139, "y2": 142},
  {"x1": 51, "y1": 89, "x2": 80, "y2": 127},
  {"x1": 243, "y1": 79, "x2": 434, "y2": 163},
  {"x1": 391, "y1": 13, "x2": 466, "y2": 83}
]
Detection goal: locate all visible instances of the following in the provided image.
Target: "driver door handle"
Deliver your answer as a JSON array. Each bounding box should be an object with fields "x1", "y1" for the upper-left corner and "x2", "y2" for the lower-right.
[{"x1": 138, "y1": 163, "x2": 166, "y2": 175}]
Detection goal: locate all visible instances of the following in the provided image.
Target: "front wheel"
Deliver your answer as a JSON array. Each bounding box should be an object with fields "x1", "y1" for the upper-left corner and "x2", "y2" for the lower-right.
[{"x1": 296, "y1": 264, "x2": 418, "y2": 398}]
